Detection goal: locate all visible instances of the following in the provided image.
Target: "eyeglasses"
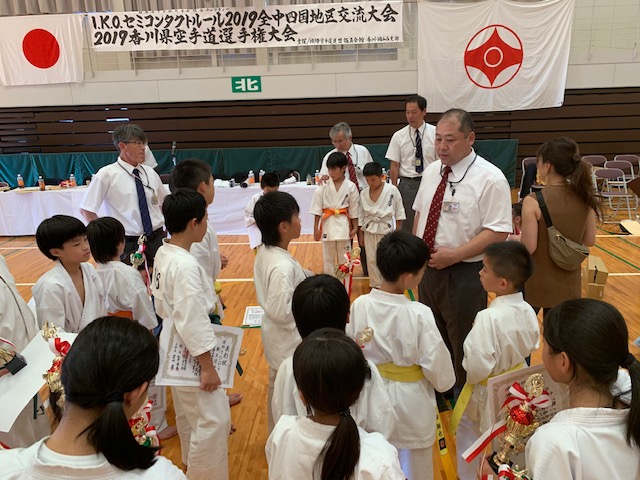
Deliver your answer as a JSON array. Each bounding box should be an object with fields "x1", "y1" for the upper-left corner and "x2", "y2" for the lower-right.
[{"x1": 123, "y1": 140, "x2": 148, "y2": 147}]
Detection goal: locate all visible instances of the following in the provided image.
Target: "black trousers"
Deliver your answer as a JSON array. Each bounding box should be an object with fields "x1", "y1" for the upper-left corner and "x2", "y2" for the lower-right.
[{"x1": 418, "y1": 261, "x2": 486, "y2": 389}]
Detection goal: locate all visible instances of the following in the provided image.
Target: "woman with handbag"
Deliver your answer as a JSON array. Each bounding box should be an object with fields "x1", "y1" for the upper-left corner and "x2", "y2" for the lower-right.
[{"x1": 520, "y1": 137, "x2": 602, "y2": 316}]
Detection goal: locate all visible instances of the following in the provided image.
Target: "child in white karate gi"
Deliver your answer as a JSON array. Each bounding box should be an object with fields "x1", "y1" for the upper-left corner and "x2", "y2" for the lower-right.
[
  {"x1": 453, "y1": 241, "x2": 539, "y2": 480},
  {"x1": 479, "y1": 299, "x2": 640, "y2": 479},
  {"x1": 525, "y1": 299, "x2": 640, "y2": 479},
  {"x1": 346, "y1": 230, "x2": 455, "y2": 480},
  {"x1": 152, "y1": 190, "x2": 230, "y2": 480},
  {"x1": 310, "y1": 152, "x2": 360, "y2": 275},
  {"x1": 244, "y1": 172, "x2": 280, "y2": 250},
  {"x1": 86, "y1": 216, "x2": 177, "y2": 441},
  {"x1": 266, "y1": 328, "x2": 405, "y2": 480},
  {"x1": 32, "y1": 215, "x2": 106, "y2": 333},
  {"x1": 171, "y1": 159, "x2": 242, "y2": 409},
  {"x1": 171, "y1": 159, "x2": 228, "y2": 321},
  {"x1": 358, "y1": 162, "x2": 405, "y2": 288},
  {"x1": 0, "y1": 256, "x2": 50, "y2": 448},
  {"x1": 0, "y1": 316, "x2": 186, "y2": 479},
  {"x1": 272, "y1": 274, "x2": 397, "y2": 438},
  {"x1": 254, "y1": 191, "x2": 307, "y2": 432},
  {"x1": 87, "y1": 217, "x2": 158, "y2": 330}
]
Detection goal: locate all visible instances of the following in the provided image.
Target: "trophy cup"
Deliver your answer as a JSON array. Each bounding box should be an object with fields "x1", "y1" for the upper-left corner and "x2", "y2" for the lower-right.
[{"x1": 487, "y1": 373, "x2": 549, "y2": 479}]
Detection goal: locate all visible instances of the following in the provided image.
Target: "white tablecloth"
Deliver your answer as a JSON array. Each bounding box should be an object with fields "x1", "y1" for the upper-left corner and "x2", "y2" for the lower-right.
[{"x1": 0, "y1": 183, "x2": 318, "y2": 236}]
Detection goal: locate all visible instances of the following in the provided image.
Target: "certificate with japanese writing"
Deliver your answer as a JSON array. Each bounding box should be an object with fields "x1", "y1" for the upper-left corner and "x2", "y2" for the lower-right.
[
  {"x1": 242, "y1": 305, "x2": 264, "y2": 327},
  {"x1": 156, "y1": 321, "x2": 244, "y2": 389}
]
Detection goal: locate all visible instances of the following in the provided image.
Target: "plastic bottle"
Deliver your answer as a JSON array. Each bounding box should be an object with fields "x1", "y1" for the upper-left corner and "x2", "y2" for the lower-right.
[
  {"x1": 69, "y1": 173, "x2": 77, "y2": 187},
  {"x1": 38, "y1": 175, "x2": 45, "y2": 191},
  {"x1": 247, "y1": 170, "x2": 255, "y2": 184},
  {"x1": 17, "y1": 174, "x2": 24, "y2": 188},
  {"x1": 314, "y1": 169, "x2": 320, "y2": 185},
  {"x1": 259, "y1": 169, "x2": 265, "y2": 182},
  {"x1": 381, "y1": 168, "x2": 387, "y2": 183},
  {"x1": 306, "y1": 173, "x2": 312, "y2": 185}
]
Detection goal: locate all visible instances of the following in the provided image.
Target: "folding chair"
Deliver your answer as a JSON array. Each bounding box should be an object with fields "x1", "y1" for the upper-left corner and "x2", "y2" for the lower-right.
[
  {"x1": 518, "y1": 157, "x2": 537, "y2": 200},
  {"x1": 594, "y1": 168, "x2": 635, "y2": 222},
  {"x1": 582, "y1": 155, "x2": 606, "y2": 168},
  {"x1": 605, "y1": 160, "x2": 638, "y2": 211},
  {"x1": 613, "y1": 154, "x2": 639, "y2": 178}
]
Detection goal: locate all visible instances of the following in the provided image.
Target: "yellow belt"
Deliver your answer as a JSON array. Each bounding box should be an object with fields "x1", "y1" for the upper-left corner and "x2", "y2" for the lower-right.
[
  {"x1": 376, "y1": 363, "x2": 425, "y2": 382},
  {"x1": 450, "y1": 362, "x2": 524, "y2": 435}
]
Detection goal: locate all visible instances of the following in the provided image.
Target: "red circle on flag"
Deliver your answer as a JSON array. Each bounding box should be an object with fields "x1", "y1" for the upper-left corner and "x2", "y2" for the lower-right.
[
  {"x1": 464, "y1": 24, "x2": 523, "y2": 90},
  {"x1": 22, "y1": 29, "x2": 60, "y2": 69}
]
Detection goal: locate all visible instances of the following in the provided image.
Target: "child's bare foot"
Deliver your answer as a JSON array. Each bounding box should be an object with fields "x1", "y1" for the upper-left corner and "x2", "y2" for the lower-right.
[
  {"x1": 228, "y1": 392, "x2": 243, "y2": 406},
  {"x1": 158, "y1": 425, "x2": 178, "y2": 440},
  {"x1": 230, "y1": 423, "x2": 237, "y2": 435}
]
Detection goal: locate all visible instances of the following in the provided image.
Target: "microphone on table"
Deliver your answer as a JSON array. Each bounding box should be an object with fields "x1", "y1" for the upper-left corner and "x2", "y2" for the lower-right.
[{"x1": 171, "y1": 141, "x2": 177, "y2": 167}]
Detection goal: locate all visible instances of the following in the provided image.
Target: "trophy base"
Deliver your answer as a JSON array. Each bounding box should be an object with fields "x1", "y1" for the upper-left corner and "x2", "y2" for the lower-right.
[
  {"x1": 4, "y1": 352, "x2": 27, "y2": 375},
  {"x1": 488, "y1": 452, "x2": 512, "y2": 475}
]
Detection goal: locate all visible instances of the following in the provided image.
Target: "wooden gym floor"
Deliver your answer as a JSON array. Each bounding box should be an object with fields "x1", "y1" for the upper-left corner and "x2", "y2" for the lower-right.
[{"x1": 2, "y1": 201, "x2": 639, "y2": 480}]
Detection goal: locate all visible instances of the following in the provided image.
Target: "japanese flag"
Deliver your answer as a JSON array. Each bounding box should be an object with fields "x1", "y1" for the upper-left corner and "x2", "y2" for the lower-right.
[
  {"x1": 0, "y1": 14, "x2": 83, "y2": 86},
  {"x1": 417, "y1": 0, "x2": 574, "y2": 112}
]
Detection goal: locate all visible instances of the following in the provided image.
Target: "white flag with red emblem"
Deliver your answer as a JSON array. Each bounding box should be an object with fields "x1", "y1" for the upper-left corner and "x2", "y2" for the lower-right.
[
  {"x1": 0, "y1": 14, "x2": 83, "y2": 86},
  {"x1": 417, "y1": 0, "x2": 574, "y2": 113}
]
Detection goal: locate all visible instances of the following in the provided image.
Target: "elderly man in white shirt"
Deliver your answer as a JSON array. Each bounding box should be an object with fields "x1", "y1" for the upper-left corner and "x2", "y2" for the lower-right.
[
  {"x1": 80, "y1": 124, "x2": 167, "y2": 267},
  {"x1": 319, "y1": 122, "x2": 373, "y2": 190}
]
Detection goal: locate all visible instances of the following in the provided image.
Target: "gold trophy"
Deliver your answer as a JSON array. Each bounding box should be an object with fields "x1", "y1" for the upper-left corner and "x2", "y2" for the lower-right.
[{"x1": 487, "y1": 373, "x2": 548, "y2": 479}]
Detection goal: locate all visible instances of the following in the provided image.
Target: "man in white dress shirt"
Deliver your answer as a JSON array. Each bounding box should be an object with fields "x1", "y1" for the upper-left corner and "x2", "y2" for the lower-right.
[
  {"x1": 80, "y1": 124, "x2": 167, "y2": 267},
  {"x1": 386, "y1": 95, "x2": 437, "y2": 234},
  {"x1": 412, "y1": 109, "x2": 512, "y2": 394}
]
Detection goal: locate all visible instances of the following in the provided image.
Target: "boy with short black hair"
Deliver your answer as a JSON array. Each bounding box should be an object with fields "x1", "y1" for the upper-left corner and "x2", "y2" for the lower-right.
[
  {"x1": 253, "y1": 190, "x2": 307, "y2": 432},
  {"x1": 359, "y1": 161, "x2": 406, "y2": 288},
  {"x1": 272, "y1": 274, "x2": 397, "y2": 438},
  {"x1": 171, "y1": 159, "x2": 227, "y2": 321},
  {"x1": 152, "y1": 189, "x2": 231, "y2": 479},
  {"x1": 346, "y1": 230, "x2": 455, "y2": 480},
  {"x1": 32, "y1": 215, "x2": 106, "y2": 333},
  {"x1": 87, "y1": 217, "x2": 157, "y2": 330},
  {"x1": 244, "y1": 172, "x2": 280, "y2": 250},
  {"x1": 310, "y1": 152, "x2": 360, "y2": 275},
  {"x1": 453, "y1": 240, "x2": 539, "y2": 480}
]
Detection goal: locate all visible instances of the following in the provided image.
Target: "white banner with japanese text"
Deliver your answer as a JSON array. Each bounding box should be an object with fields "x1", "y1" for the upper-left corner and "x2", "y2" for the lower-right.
[{"x1": 88, "y1": 2, "x2": 402, "y2": 51}]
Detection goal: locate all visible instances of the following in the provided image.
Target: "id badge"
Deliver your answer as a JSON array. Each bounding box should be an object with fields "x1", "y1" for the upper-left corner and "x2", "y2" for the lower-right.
[
  {"x1": 442, "y1": 201, "x2": 459, "y2": 214},
  {"x1": 151, "y1": 194, "x2": 158, "y2": 205},
  {"x1": 414, "y1": 157, "x2": 422, "y2": 167}
]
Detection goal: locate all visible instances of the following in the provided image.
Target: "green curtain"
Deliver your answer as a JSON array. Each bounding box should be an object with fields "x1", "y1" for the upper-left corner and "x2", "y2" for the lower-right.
[{"x1": 0, "y1": 140, "x2": 517, "y2": 188}]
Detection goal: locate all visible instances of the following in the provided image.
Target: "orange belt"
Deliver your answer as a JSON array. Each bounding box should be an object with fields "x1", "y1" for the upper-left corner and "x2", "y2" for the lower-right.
[
  {"x1": 109, "y1": 310, "x2": 134, "y2": 320},
  {"x1": 319, "y1": 207, "x2": 348, "y2": 236}
]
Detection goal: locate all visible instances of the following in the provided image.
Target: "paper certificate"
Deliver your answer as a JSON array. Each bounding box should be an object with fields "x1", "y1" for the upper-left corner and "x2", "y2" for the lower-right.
[
  {"x1": 156, "y1": 321, "x2": 244, "y2": 389},
  {"x1": 487, "y1": 363, "x2": 569, "y2": 428},
  {"x1": 242, "y1": 306, "x2": 264, "y2": 327}
]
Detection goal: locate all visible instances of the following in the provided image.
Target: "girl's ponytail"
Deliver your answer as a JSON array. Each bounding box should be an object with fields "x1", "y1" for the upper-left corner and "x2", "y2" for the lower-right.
[
  {"x1": 84, "y1": 395, "x2": 157, "y2": 470},
  {"x1": 623, "y1": 354, "x2": 640, "y2": 448},
  {"x1": 316, "y1": 409, "x2": 360, "y2": 480}
]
